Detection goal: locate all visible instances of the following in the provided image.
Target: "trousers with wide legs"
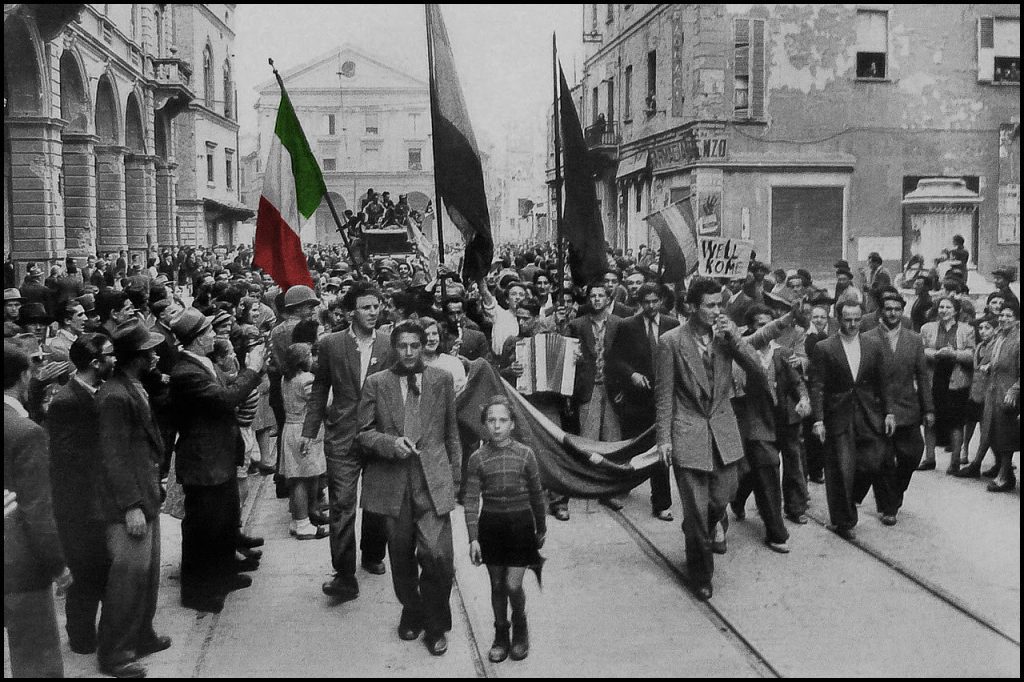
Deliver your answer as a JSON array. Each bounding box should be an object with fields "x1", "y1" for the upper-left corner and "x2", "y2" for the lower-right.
[
  {"x1": 733, "y1": 440, "x2": 789, "y2": 544},
  {"x1": 674, "y1": 443, "x2": 738, "y2": 590},
  {"x1": 385, "y1": 460, "x2": 455, "y2": 638},
  {"x1": 325, "y1": 443, "x2": 387, "y2": 588}
]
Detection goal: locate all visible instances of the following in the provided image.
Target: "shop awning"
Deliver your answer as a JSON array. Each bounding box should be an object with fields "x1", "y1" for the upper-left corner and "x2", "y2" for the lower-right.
[
  {"x1": 203, "y1": 197, "x2": 256, "y2": 221},
  {"x1": 616, "y1": 152, "x2": 649, "y2": 180}
]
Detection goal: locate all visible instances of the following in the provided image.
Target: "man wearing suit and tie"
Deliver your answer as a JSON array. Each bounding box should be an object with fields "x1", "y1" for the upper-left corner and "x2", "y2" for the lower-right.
[
  {"x1": 356, "y1": 319, "x2": 462, "y2": 657},
  {"x1": 303, "y1": 282, "x2": 394, "y2": 602},
  {"x1": 868, "y1": 291, "x2": 933, "y2": 525},
  {"x1": 607, "y1": 282, "x2": 679, "y2": 521},
  {"x1": 655, "y1": 278, "x2": 764, "y2": 601},
  {"x1": 809, "y1": 299, "x2": 896, "y2": 541}
]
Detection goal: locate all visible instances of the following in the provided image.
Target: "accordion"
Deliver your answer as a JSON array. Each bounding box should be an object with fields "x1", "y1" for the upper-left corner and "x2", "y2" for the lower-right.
[{"x1": 514, "y1": 333, "x2": 579, "y2": 396}]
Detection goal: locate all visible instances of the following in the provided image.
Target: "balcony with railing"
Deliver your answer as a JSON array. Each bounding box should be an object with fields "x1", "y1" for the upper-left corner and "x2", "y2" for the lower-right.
[
  {"x1": 152, "y1": 54, "x2": 194, "y2": 116},
  {"x1": 584, "y1": 120, "x2": 621, "y2": 154}
]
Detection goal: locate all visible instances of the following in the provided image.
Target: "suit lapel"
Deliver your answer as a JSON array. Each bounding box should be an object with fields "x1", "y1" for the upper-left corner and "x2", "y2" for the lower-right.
[
  {"x1": 383, "y1": 370, "x2": 404, "y2": 433},
  {"x1": 677, "y1": 324, "x2": 712, "y2": 398},
  {"x1": 831, "y1": 336, "x2": 856, "y2": 383}
]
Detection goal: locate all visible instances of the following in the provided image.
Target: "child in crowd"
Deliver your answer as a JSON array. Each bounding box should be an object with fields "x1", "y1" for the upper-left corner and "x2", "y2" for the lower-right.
[
  {"x1": 279, "y1": 342, "x2": 328, "y2": 539},
  {"x1": 463, "y1": 396, "x2": 545, "y2": 663}
]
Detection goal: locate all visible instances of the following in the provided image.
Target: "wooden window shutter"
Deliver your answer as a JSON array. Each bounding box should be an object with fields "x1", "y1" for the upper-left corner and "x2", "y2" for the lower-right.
[
  {"x1": 978, "y1": 17, "x2": 995, "y2": 82},
  {"x1": 735, "y1": 18, "x2": 750, "y2": 76},
  {"x1": 750, "y1": 19, "x2": 766, "y2": 119}
]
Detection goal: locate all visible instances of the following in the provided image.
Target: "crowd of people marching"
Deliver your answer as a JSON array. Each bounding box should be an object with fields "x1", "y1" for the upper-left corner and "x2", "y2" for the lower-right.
[{"x1": 4, "y1": 230, "x2": 1019, "y2": 677}]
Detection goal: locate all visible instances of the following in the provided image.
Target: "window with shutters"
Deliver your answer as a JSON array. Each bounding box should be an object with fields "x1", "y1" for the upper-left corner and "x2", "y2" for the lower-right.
[
  {"x1": 225, "y1": 151, "x2": 233, "y2": 189},
  {"x1": 978, "y1": 17, "x2": 1020, "y2": 84},
  {"x1": 327, "y1": 114, "x2": 336, "y2": 136},
  {"x1": 624, "y1": 65, "x2": 633, "y2": 120},
  {"x1": 592, "y1": 86, "x2": 600, "y2": 124},
  {"x1": 408, "y1": 148, "x2": 422, "y2": 171},
  {"x1": 856, "y1": 10, "x2": 888, "y2": 79},
  {"x1": 322, "y1": 158, "x2": 337, "y2": 171},
  {"x1": 734, "y1": 19, "x2": 765, "y2": 119},
  {"x1": 607, "y1": 77, "x2": 615, "y2": 122},
  {"x1": 365, "y1": 111, "x2": 379, "y2": 135}
]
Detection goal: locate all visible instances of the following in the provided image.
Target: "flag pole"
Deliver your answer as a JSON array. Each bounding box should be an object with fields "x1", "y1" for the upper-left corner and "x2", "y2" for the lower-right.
[
  {"x1": 552, "y1": 35, "x2": 565, "y2": 290},
  {"x1": 268, "y1": 58, "x2": 358, "y2": 272},
  {"x1": 425, "y1": 5, "x2": 447, "y2": 297}
]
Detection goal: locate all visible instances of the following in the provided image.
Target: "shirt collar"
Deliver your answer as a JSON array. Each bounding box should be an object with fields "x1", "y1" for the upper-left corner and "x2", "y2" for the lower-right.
[
  {"x1": 841, "y1": 332, "x2": 860, "y2": 345},
  {"x1": 349, "y1": 326, "x2": 376, "y2": 345},
  {"x1": 4, "y1": 393, "x2": 28, "y2": 417},
  {"x1": 75, "y1": 376, "x2": 99, "y2": 395}
]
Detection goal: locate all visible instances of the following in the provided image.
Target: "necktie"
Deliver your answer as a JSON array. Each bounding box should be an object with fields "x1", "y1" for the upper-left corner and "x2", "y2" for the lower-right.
[
  {"x1": 404, "y1": 374, "x2": 422, "y2": 445},
  {"x1": 647, "y1": 319, "x2": 658, "y2": 363},
  {"x1": 702, "y1": 343, "x2": 715, "y2": 387}
]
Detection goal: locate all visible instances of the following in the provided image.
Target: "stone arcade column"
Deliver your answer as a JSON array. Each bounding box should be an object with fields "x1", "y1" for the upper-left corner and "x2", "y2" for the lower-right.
[
  {"x1": 125, "y1": 153, "x2": 157, "y2": 258},
  {"x1": 155, "y1": 159, "x2": 178, "y2": 247},
  {"x1": 61, "y1": 132, "x2": 98, "y2": 257},
  {"x1": 6, "y1": 116, "x2": 66, "y2": 265},
  {"x1": 94, "y1": 144, "x2": 128, "y2": 256}
]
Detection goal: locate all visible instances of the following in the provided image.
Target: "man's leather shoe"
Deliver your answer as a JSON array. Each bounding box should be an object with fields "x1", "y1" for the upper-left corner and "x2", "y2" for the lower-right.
[
  {"x1": 710, "y1": 539, "x2": 727, "y2": 554},
  {"x1": 945, "y1": 463, "x2": 961, "y2": 475},
  {"x1": 982, "y1": 465, "x2": 999, "y2": 478},
  {"x1": 361, "y1": 559, "x2": 387, "y2": 575},
  {"x1": 765, "y1": 540, "x2": 790, "y2": 554},
  {"x1": 653, "y1": 509, "x2": 674, "y2": 522},
  {"x1": 398, "y1": 623, "x2": 423, "y2": 641},
  {"x1": 181, "y1": 593, "x2": 225, "y2": 613},
  {"x1": 135, "y1": 635, "x2": 172, "y2": 658},
  {"x1": 233, "y1": 556, "x2": 260, "y2": 572},
  {"x1": 916, "y1": 459, "x2": 936, "y2": 471},
  {"x1": 308, "y1": 510, "x2": 330, "y2": 527},
  {"x1": 68, "y1": 638, "x2": 97, "y2": 655},
  {"x1": 424, "y1": 632, "x2": 448, "y2": 656},
  {"x1": 220, "y1": 573, "x2": 252, "y2": 592},
  {"x1": 236, "y1": 533, "x2": 264, "y2": 549},
  {"x1": 830, "y1": 525, "x2": 856, "y2": 541},
  {"x1": 553, "y1": 508, "x2": 570, "y2": 521},
  {"x1": 785, "y1": 513, "x2": 809, "y2": 525},
  {"x1": 99, "y1": 660, "x2": 147, "y2": 678},
  {"x1": 694, "y1": 585, "x2": 713, "y2": 601},
  {"x1": 238, "y1": 547, "x2": 262, "y2": 561},
  {"x1": 598, "y1": 497, "x2": 624, "y2": 511},
  {"x1": 322, "y1": 576, "x2": 359, "y2": 602},
  {"x1": 987, "y1": 478, "x2": 1017, "y2": 493},
  {"x1": 880, "y1": 514, "x2": 897, "y2": 526}
]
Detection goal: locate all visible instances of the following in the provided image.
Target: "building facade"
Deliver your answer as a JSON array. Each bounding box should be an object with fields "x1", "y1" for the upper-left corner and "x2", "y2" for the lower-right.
[
  {"x1": 3, "y1": 3, "x2": 250, "y2": 276},
  {"x1": 244, "y1": 45, "x2": 435, "y2": 246},
  {"x1": 554, "y1": 3, "x2": 1020, "y2": 277},
  {"x1": 171, "y1": 3, "x2": 252, "y2": 248}
]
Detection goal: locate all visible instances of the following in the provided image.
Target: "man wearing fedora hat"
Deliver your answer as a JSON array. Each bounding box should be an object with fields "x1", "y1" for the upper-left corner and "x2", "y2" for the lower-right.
[
  {"x1": 170, "y1": 309, "x2": 266, "y2": 614},
  {"x1": 95, "y1": 319, "x2": 171, "y2": 678},
  {"x1": 5, "y1": 287, "x2": 26, "y2": 338},
  {"x1": 18, "y1": 302, "x2": 50, "y2": 342}
]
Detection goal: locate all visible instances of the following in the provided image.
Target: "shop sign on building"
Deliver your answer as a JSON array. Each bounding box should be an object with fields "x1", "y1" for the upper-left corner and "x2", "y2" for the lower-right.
[{"x1": 651, "y1": 129, "x2": 728, "y2": 173}]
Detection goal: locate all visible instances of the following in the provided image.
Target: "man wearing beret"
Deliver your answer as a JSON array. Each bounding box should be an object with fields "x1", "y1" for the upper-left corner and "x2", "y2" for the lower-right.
[
  {"x1": 170, "y1": 309, "x2": 266, "y2": 614},
  {"x1": 96, "y1": 320, "x2": 171, "y2": 678}
]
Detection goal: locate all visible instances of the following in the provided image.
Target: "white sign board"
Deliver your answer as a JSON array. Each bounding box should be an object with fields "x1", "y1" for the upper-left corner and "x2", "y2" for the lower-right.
[{"x1": 697, "y1": 237, "x2": 754, "y2": 279}]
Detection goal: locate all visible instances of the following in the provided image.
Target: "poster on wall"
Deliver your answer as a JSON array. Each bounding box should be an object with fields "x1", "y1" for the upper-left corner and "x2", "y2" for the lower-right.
[
  {"x1": 697, "y1": 236, "x2": 753, "y2": 279},
  {"x1": 696, "y1": 191, "x2": 722, "y2": 236}
]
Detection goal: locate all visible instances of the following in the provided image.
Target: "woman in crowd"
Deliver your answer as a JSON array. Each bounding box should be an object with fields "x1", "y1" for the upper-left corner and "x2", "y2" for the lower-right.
[
  {"x1": 955, "y1": 315, "x2": 999, "y2": 477},
  {"x1": 279, "y1": 342, "x2": 329, "y2": 539},
  {"x1": 420, "y1": 316, "x2": 468, "y2": 395},
  {"x1": 978, "y1": 302, "x2": 1020, "y2": 493},
  {"x1": 918, "y1": 296, "x2": 975, "y2": 474}
]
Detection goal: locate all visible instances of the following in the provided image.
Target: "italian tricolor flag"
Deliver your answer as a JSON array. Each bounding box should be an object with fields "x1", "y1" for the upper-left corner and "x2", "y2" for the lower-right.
[{"x1": 254, "y1": 83, "x2": 323, "y2": 290}]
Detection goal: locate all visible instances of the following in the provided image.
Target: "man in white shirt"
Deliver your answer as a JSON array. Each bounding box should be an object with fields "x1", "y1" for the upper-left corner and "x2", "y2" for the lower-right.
[{"x1": 808, "y1": 300, "x2": 895, "y2": 540}]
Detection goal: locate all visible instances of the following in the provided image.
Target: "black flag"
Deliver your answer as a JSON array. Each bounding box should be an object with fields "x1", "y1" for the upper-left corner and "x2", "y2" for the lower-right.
[
  {"x1": 559, "y1": 65, "x2": 606, "y2": 286},
  {"x1": 426, "y1": 4, "x2": 493, "y2": 283}
]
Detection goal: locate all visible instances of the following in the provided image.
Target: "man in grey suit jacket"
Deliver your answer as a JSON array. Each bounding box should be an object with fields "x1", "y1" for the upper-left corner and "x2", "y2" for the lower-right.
[
  {"x1": 655, "y1": 278, "x2": 764, "y2": 601},
  {"x1": 356, "y1": 319, "x2": 462, "y2": 657},
  {"x1": 303, "y1": 282, "x2": 395, "y2": 601}
]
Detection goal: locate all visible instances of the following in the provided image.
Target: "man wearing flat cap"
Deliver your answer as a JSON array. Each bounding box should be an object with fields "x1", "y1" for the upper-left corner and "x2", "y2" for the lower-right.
[
  {"x1": 4, "y1": 287, "x2": 25, "y2": 337},
  {"x1": 95, "y1": 319, "x2": 171, "y2": 678},
  {"x1": 992, "y1": 266, "x2": 1019, "y2": 310},
  {"x1": 170, "y1": 309, "x2": 267, "y2": 614}
]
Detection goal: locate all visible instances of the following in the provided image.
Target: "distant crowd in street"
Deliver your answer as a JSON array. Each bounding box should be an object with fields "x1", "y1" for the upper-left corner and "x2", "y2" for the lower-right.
[{"x1": 4, "y1": 229, "x2": 1019, "y2": 676}]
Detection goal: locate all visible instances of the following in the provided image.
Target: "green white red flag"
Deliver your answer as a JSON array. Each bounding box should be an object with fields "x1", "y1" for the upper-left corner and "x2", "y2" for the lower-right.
[{"x1": 254, "y1": 77, "x2": 321, "y2": 290}]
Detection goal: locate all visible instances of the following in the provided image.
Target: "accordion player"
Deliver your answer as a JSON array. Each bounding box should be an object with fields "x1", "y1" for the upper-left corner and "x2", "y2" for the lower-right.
[{"x1": 514, "y1": 333, "x2": 579, "y2": 397}]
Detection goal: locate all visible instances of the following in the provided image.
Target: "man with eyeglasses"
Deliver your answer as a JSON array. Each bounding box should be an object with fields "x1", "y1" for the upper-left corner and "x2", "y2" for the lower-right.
[{"x1": 607, "y1": 283, "x2": 680, "y2": 521}]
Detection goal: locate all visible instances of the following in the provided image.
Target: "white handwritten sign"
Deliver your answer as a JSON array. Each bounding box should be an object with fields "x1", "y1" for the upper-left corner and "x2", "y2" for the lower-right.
[{"x1": 697, "y1": 237, "x2": 753, "y2": 279}]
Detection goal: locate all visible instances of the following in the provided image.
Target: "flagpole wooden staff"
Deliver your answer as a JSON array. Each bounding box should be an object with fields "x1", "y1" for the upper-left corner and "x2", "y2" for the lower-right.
[
  {"x1": 268, "y1": 58, "x2": 359, "y2": 272},
  {"x1": 425, "y1": 5, "x2": 447, "y2": 299},
  {"x1": 551, "y1": 34, "x2": 565, "y2": 290}
]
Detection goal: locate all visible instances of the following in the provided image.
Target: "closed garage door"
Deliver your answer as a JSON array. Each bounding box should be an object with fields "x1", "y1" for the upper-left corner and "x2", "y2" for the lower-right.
[{"x1": 771, "y1": 187, "x2": 843, "y2": 276}]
